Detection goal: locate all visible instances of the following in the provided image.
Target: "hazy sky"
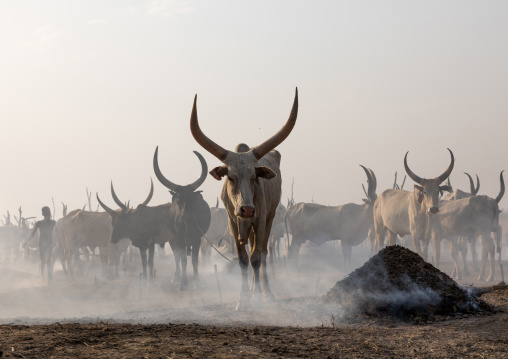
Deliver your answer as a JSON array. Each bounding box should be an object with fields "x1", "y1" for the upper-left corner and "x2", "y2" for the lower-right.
[{"x1": 1, "y1": 0, "x2": 507, "y2": 220}]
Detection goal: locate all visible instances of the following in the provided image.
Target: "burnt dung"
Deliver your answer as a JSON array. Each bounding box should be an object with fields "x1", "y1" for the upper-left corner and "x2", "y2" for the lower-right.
[{"x1": 325, "y1": 245, "x2": 492, "y2": 322}]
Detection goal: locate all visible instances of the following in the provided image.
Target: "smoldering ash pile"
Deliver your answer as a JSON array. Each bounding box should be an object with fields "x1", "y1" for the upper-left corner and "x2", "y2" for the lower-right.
[{"x1": 326, "y1": 245, "x2": 491, "y2": 322}]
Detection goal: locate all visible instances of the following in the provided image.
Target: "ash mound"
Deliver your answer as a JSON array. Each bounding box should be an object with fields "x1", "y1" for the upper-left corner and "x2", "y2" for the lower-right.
[{"x1": 326, "y1": 245, "x2": 492, "y2": 322}]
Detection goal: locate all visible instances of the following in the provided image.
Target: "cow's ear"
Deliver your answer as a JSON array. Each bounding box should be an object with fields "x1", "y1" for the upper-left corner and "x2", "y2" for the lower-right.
[
  {"x1": 210, "y1": 166, "x2": 228, "y2": 181},
  {"x1": 414, "y1": 185, "x2": 424, "y2": 204},
  {"x1": 439, "y1": 185, "x2": 453, "y2": 193},
  {"x1": 255, "y1": 166, "x2": 277, "y2": 180}
]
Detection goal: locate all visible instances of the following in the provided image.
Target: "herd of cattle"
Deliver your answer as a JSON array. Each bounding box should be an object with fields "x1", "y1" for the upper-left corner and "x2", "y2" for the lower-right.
[{"x1": 1, "y1": 89, "x2": 507, "y2": 307}]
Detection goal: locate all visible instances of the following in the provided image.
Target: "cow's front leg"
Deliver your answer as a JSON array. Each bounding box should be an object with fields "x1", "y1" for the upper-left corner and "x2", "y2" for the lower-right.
[
  {"x1": 478, "y1": 237, "x2": 489, "y2": 281},
  {"x1": 260, "y1": 218, "x2": 275, "y2": 302},
  {"x1": 191, "y1": 242, "x2": 200, "y2": 289},
  {"x1": 177, "y1": 238, "x2": 188, "y2": 290},
  {"x1": 168, "y1": 240, "x2": 181, "y2": 283},
  {"x1": 471, "y1": 236, "x2": 479, "y2": 272},
  {"x1": 235, "y1": 240, "x2": 250, "y2": 310},
  {"x1": 485, "y1": 235, "x2": 496, "y2": 282},
  {"x1": 460, "y1": 236, "x2": 470, "y2": 275},
  {"x1": 448, "y1": 237, "x2": 462, "y2": 280},
  {"x1": 139, "y1": 247, "x2": 148, "y2": 279},
  {"x1": 148, "y1": 242, "x2": 155, "y2": 280}
]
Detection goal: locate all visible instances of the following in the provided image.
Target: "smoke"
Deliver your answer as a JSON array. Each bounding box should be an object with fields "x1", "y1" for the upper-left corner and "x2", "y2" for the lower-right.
[{"x1": 0, "y1": 240, "x2": 368, "y2": 327}]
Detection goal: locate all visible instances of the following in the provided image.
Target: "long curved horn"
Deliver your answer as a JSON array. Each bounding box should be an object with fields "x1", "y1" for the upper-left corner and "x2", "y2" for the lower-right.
[
  {"x1": 404, "y1": 152, "x2": 423, "y2": 184},
  {"x1": 437, "y1": 148, "x2": 455, "y2": 184},
  {"x1": 464, "y1": 172, "x2": 478, "y2": 195},
  {"x1": 153, "y1": 146, "x2": 181, "y2": 192},
  {"x1": 190, "y1": 95, "x2": 229, "y2": 161},
  {"x1": 362, "y1": 184, "x2": 369, "y2": 198},
  {"x1": 359, "y1": 165, "x2": 374, "y2": 200},
  {"x1": 188, "y1": 151, "x2": 208, "y2": 191},
  {"x1": 475, "y1": 174, "x2": 480, "y2": 195},
  {"x1": 252, "y1": 88, "x2": 299, "y2": 160},
  {"x1": 495, "y1": 170, "x2": 505, "y2": 204},
  {"x1": 368, "y1": 168, "x2": 377, "y2": 198},
  {"x1": 140, "y1": 179, "x2": 154, "y2": 206},
  {"x1": 360, "y1": 165, "x2": 372, "y2": 196},
  {"x1": 97, "y1": 193, "x2": 115, "y2": 215},
  {"x1": 111, "y1": 182, "x2": 127, "y2": 210}
]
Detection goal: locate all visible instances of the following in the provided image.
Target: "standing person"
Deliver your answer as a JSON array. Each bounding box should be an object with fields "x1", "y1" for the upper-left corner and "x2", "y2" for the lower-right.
[{"x1": 25, "y1": 206, "x2": 56, "y2": 282}]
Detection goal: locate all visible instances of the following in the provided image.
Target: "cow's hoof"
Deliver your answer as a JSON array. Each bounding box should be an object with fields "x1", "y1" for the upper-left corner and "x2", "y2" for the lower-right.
[
  {"x1": 486, "y1": 276, "x2": 494, "y2": 282},
  {"x1": 172, "y1": 275, "x2": 181, "y2": 284},
  {"x1": 179, "y1": 282, "x2": 189, "y2": 291},
  {"x1": 263, "y1": 292, "x2": 276, "y2": 303},
  {"x1": 235, "y1": 299, "x2": 250, "y2": 311},
  {"x1": 477, "y1": 275, "x2": 485, "y2": 281}
]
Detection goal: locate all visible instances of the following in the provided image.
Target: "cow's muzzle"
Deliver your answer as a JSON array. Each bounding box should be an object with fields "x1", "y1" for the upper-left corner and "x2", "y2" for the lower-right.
[
  {"x1": 239, "y1": 206, "x2": 255, "y2": 218},
  {"x1": 428, "y1": 207, "x2": 439, "y2": 214}
]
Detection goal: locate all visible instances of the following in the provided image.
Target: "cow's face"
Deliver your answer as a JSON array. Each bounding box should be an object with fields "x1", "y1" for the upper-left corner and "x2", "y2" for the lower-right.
[
  {"x1": 414, "y1": 179, "x2": 452, "y2": 215},
  {"x1": 210, "y1": 150, "x2": 276, "y2": 218},
  {"x1": 404, "y1": 149, "x2": 454, "y2": 215},
  {"x1": 170, "y1": 187, "x2": 205, "y2": 223},
  {"x1": 189, "y1": 89, "x2": 298, "y2": 219},
  {"x1": 108, "y1": 210, "x2": 132, "y2": 243}
]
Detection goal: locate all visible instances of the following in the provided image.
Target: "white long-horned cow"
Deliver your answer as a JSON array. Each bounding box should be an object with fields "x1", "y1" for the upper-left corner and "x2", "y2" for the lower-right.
[
  {"x1": 439, "y1": 172, "x2": 481, "y2": 276},
  {"x1": 373, "y1": 149, "x2": 454, "y2": 256},
  {"x1": 190, "y1": 88, "x2": 298, "y2": 309},
  {"x1": 444, "y1": 172, "x2": 480, "y2": 201},
  {"x1": 285, "y1": 166, "x2": 377, "y2": 267},
  {"x1": 54, "y1": 208, "x2": 129, "y2": 279},
  {"x1": 431, "y1": 171, "x2": 504, "y2": 281}
]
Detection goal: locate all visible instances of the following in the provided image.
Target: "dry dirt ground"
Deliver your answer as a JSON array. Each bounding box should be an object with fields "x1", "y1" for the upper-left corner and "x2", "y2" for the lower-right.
[{"x1": 1, "y1": 244, "x2": 507, "y2": 358}]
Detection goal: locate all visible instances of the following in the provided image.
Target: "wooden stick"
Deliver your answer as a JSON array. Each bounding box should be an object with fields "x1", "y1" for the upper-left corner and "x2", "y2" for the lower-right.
[
  {"x1": 214, "y1": 264, "x2": 222, "y2": 304},
  {"x1": 138, "y1": 273, "x2": 143, "y2": 300},
  {"x1": 500, "y1": 263, "x2": 505, "y2": 283},
  {"x1": 314, "y1": 274, "x2": 321, "y2": 297}
]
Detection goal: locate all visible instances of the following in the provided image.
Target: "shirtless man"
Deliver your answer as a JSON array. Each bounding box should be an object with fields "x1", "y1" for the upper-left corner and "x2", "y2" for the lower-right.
[{"x1": 25, "y1": 206, "x2": 56, "y2": 281}]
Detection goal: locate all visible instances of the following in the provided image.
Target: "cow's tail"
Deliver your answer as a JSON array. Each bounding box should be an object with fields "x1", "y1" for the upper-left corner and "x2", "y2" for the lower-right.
[
  {"x1": 284, "y1": 211, "x2": 291, "y2": 258},
  {"x1": 494, "y1": 205, "x2": 502, "y2": 255}
]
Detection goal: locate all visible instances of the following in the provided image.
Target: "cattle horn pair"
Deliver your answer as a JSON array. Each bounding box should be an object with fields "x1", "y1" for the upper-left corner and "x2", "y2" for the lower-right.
[
  {"x1": 153, "y1": 149, "x2": 208, "y2": 192},
  {"x1": 404, "y1": 148, "x2": 455, "y2": 184},
  {"x1": 97, "y1": 179, "x2": 154, "y2": 214},
  {"x1": 360, "y1": 165, "x2": 377, "y2": 202},
  {"x1": 190, "y1": 88, "x2": 298, "y2": 162},
  {"x1": 464, "y1": 172, "x2": 480, "y2": 195}
]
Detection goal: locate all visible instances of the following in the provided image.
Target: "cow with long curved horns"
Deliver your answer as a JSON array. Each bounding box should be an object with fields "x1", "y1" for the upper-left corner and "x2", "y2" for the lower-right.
[
  {"x1": 190, "y1": 88, "x2": 298, "y2": 309},
  {"x1": 373, "y1": 149, "x2": 454, "y2": 256},
  {"x1": 97, "y1": 180, "x2": 173, "y2": 280},
  {"x1": 153, "y1": 150, "x2": 211, "y2": 290},
  {"x1": 431, "y1": 171, "x2": 504, "y2": 281},
  {"x1": 441, "y1": 172, "x2": 481, "y2": 274},
  {"x1": 286, "y1": 165, "x2": 378, "y2": 267}
]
